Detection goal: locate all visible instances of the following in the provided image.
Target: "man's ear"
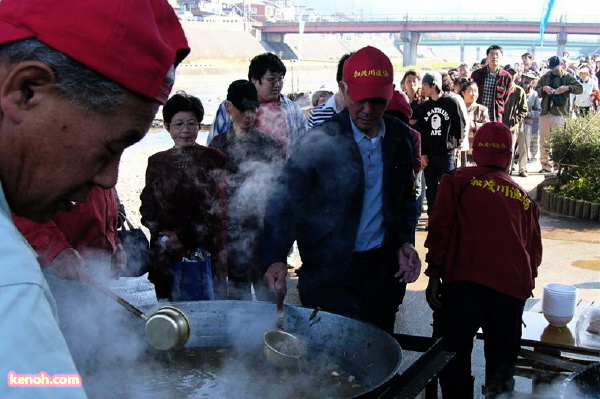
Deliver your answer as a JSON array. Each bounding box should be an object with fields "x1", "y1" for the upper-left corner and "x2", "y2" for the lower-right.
[
  {"x1": 0, "y1": 61, "x2": 56, "y2": 124},
  {"x1": 224, "y1": 100, "x2": 233, "y2": 115}
]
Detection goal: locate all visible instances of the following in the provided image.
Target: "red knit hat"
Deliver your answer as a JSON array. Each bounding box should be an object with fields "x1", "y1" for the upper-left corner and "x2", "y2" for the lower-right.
[
  {"x1": 343, "y1": 46, "x2": 394, "y2": 102},
  {"x1": 0, "y1": 0, "x2": 189, "y2": 104},
  {"x1": 386, "y1": 90, "x2": 413, "y2": 120},
  {"x1": 473, "y1": 122, "x2": 512, "y2": 168}
]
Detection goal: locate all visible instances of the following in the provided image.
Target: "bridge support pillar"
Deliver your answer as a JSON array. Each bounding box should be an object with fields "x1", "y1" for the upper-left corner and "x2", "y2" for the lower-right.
[
  {"x1": 401, "y1": 31, "x2": 420, "y2": 67},
  {"x1": 557, "y1": 32, "x2": 568, "y2": 57}
]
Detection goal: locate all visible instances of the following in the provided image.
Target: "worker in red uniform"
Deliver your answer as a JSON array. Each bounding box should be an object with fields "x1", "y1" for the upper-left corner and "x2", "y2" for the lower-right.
[
  {"x1": 13, "y1": 186, "x2": 126, "y2": 281},
  {"x1": 424, "y1": 121, "x2": 542, "y2": 399}
]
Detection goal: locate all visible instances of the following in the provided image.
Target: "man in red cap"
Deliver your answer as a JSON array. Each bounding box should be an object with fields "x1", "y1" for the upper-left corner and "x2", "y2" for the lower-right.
[
  {"x1": 0, "y1": 0, "x2": 188, "y2": 395},
  {"x1": 424, "y1": 122, "x2": 542, "y2": 398},
  {"x1": 263, "y1": 46, "x2": 420, "y2": 334}
]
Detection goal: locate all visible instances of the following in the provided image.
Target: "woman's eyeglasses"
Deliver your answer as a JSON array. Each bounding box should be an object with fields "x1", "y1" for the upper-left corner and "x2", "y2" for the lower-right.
[{"x1": 170, "y1": 121, "x2": 200, "y2": 131}]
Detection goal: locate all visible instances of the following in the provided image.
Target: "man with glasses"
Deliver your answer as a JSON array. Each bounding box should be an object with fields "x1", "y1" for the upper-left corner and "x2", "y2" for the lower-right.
[{"x1": 208, "y1": 53, "x2": 308, "y2": 158}]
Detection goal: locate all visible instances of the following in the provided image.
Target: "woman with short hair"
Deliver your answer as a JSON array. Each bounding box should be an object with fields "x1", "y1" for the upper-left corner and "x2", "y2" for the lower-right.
[{"x1": 140, "y1": 91, "x2": 227, "y2": 300}]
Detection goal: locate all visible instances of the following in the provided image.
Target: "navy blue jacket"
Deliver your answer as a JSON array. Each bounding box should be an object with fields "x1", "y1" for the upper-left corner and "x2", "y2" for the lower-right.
[{"x1": 263, "y1": 109, "x2": 418, "y2": 283}]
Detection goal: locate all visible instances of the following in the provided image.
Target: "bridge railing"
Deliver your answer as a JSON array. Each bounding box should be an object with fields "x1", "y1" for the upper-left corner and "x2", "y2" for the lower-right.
[{"x1": 262, "y1": 13, "x2": 599, "y2": 25}]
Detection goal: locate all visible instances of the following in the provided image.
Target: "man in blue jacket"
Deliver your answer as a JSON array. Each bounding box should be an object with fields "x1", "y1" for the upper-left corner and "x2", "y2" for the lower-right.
[{"x1": 263, "y1": 46, "x2": 420, "y2": 334}]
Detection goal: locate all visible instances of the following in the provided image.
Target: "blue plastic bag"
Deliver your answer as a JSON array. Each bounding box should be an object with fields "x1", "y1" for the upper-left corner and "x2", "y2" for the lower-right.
[{"x1": 171, "y1": 248, "x2": 215, "y2": 301}]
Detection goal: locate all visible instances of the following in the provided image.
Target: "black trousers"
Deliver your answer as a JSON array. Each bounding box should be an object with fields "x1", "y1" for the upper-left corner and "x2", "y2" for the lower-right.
[
  {"x1": 438, "y1": 281, "x2": 524, "y2": 399},
  {"x1": 297, "y1": 248, "x2": 396, "y2": 332}
]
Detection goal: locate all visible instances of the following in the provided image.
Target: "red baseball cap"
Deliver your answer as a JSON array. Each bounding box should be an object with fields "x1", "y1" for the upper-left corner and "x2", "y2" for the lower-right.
[
  {"x1": 386, "y1": 90, "x2": 412, "y2": 120},
  {"x1": 473, "y1": 122, "x2": 512, "y2": 168},
  {"x1": 0, "y1": 0, "x2": 190, "y2": 104},
  {"x1": 343, "y1": 46, "x2": 394, "y2": 102}
]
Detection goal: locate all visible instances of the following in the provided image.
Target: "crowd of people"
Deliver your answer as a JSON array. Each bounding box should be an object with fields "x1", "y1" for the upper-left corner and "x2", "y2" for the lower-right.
[{"x1": 1, "y1": 0, "x2": 594, "y2": 395}]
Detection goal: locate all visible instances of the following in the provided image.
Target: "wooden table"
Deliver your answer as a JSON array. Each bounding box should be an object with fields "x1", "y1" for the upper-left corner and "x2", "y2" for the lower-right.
[
  {"x1": 504, "y1": 300, "x2": 598, "y2": 395},
  {"x1": 476, "y1": 299, "x2": 599, "y2": 397}
]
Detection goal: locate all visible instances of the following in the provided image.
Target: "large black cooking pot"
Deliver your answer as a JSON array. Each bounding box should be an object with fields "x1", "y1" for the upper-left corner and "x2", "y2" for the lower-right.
[
  {"x1": 76, "y1": 300, "x2": 401, "y2": 398},
  {"x1": 560, "y1": 362, "x2": 600, "y2": 398},
  {"x1": 164, "y1": 300, "x2": 402, "y2": 398}
]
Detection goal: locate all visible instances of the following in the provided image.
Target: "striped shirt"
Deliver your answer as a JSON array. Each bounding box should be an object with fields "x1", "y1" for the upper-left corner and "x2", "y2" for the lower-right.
[
  {"x1": 307, "y1": 94, "x2": 341, "y2": 128},
  {"x1": 308, "y1": 105, "x2": 336, "y2": 128}
]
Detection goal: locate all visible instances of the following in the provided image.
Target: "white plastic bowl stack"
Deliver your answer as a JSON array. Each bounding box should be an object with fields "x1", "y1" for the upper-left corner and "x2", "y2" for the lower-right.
[{"x1": 542, "y1": 283, "x2": 578, "y2": 327}]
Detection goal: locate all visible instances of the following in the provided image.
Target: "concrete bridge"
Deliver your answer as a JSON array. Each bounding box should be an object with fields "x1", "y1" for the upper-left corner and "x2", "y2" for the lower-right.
[
  {"x1": 416, "y1": 38, "x2": 600, "y2": 62},
  {"x1": 254, "y1": 17, "x2": 600, "y2": 65}
]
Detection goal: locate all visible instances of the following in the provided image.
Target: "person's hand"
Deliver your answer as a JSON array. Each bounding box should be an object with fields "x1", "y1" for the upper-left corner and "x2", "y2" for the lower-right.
[
  {"x1": 554, "y1": 86, "x2": 570, "y2": 95},
  {"x1": 542, "y1": 85, "x2": 553, "y2": 95},
  {"x1": 49, "y1": 248, "x2": 90, "y2": 282},
  {"x1": 264, "y1": 262, "x2": 288, "y2": 293},
  {"x1": 158, "y1": 230, "x2": 185, "y2": 255},
  {"x1": 421, "y1": 154, "x2": 428, "y2": 169},
  {"x1": 394, "y1": 243, "x2": 422, "y2": 283},
  {"x1": 111, "y1": 243, "x2": 127, "y2": 279},
  {"x1": 426, "y1": 277, "x2": 442, "y2": 311}
]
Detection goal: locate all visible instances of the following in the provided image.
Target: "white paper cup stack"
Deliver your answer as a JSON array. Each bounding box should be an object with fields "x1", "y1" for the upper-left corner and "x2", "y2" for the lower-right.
[{"x1": 542, "y1": 283, "x2": 578, "y2": 327}]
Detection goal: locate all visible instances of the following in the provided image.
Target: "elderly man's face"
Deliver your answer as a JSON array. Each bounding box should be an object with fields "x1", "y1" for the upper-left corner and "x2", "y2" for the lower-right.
[
  {"x1": 343, "y1": 87, "x2": 388, "y2": 137},
  {"x1": 225, "y1": 101, "x2": 257, "y2": 131},
  {"x1": 0, "y1": 77, "x2": 156, "y2": 222}
]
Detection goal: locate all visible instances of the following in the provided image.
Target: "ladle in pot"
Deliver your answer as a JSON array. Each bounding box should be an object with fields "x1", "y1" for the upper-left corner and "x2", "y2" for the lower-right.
[
  {"x1": 263, "y1": 290, "x2": 307, "y2": 368},
  {"x1": 89, "y1": 279, "x2": 190, "y2": 351},
  {"x1": 144, "y1": 305, "x2": 191, "y2": 351}
]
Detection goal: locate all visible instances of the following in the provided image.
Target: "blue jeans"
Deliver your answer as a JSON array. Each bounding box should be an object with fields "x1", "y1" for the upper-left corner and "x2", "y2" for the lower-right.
[{"x1": 424, "y1": 153, "x2": 456, "y2": 215}]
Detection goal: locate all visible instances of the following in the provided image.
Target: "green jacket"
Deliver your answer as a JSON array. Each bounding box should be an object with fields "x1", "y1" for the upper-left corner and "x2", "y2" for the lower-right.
[
  {"x1": 535, "y1": 70, "x2": 583, "y2": 117},
  {"x1": 502, "y1": 84, "x2": 528, "y2": 131}
]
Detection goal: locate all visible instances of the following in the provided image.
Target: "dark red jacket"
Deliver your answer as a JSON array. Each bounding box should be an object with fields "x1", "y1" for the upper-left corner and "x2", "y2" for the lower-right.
[
  {"x1": 424, "y1": 166, "x2": 542, "y2": 302},
  {"x1": 470, "y1": 66, "x2": 513, "y2": 123},
  {"x1": 140, "y1": 144, "x2": 227, "y2": 286}
]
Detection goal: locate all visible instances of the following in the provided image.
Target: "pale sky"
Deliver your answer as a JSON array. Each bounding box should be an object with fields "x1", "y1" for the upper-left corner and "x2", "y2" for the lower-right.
[{"x1": 297, "y1": 0, "x2": 580, "y2": 20}]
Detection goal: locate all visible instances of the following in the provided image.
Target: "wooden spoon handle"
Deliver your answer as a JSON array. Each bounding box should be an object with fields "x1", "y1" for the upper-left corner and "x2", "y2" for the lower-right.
[
  {"x1": 276, "y1": 289, "x2": 285, "y2": 330},
  {"x1": 89, "y1": 278, "x2": 148, "y2": 321}
]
